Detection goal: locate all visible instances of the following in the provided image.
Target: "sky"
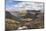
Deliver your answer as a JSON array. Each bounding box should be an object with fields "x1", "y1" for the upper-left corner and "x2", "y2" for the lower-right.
[{"x1": 6, "y1": 0, "x2": 44, "y2": 12}]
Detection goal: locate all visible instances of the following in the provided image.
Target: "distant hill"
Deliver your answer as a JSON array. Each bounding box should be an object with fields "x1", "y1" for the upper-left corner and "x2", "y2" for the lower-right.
[
  {"x1": 5, "y1": 11, "x2": 22, "y2": 21},
  {"x1": 5, "y1": 10, "x2": 41, "y2": 21}
]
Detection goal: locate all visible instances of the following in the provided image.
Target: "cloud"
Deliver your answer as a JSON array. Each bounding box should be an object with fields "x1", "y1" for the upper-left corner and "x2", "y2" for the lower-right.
[{"x1": 6, "y1": 1, "x2": 44, "y2": 12}]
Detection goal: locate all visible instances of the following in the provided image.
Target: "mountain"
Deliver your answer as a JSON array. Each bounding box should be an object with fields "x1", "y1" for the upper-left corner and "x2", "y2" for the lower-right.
[{"x1": 5, "y1": 11, "x2": 23, "y2": 21}]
